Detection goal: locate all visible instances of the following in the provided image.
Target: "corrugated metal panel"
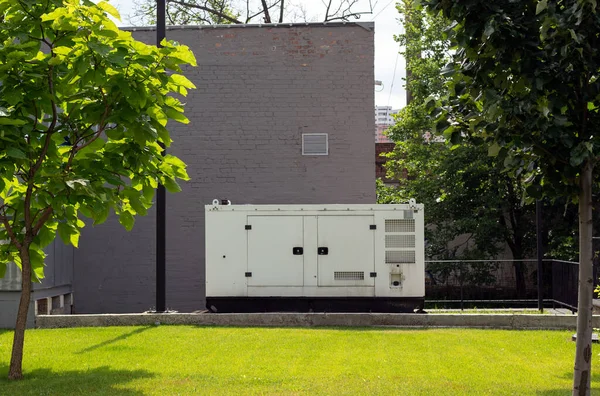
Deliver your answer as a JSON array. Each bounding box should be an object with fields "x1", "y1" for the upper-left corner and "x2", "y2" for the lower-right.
[{"x1": 0, "y1": 263, "x2": 21, "y2": 291}]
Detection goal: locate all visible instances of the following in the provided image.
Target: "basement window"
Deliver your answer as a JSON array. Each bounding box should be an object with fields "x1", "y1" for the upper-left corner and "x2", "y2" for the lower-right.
[{"x1": 302, "y1": 133, "x2": 328, "y2": 155}]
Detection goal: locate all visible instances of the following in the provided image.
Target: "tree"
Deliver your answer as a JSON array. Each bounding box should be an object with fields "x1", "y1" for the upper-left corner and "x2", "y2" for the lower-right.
[
  {"x1": 423, "y1": 0, "x2": 600, "y2": 393},
  {"x1": 382, "y1": 0, "x2": 537, "y2": 297},
  {"x1": 0, "y1": 0, "x2": 196, "y2": 380},
  {"x1": 129, "y1": 0, "x2": 375, "y2": 26}
]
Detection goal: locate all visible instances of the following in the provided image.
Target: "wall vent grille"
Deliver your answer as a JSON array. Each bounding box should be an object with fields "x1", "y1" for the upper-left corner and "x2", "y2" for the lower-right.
[{"x1": 302, "y1": 133, "x2": 328, "y2": 155}]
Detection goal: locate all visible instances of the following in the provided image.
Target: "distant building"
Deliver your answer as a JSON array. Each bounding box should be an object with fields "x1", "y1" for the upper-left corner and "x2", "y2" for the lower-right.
[
  {"x1": 374, "y1": 105, "x2": 398, "y2": 143},
  {"x1": 374, "y1": 106, "x2": 399, "y2": 184}
]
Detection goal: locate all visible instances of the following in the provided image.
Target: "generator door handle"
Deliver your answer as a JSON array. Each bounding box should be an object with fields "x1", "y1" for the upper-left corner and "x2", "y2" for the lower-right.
[
  {"x1": 318, "y1": 247, "x2": 329, "y2": 255},
  {"x1": 293, "y1": 247, "x2": 303, "y2": 255}
]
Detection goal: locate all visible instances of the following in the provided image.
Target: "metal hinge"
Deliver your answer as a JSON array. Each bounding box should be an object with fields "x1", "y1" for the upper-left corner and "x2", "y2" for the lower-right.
[
  {"x1": 370, "y1": 272, "x2": 377, "y2": 278},
  {"x1": 370, "y1": 224, "x2": 376, "y2": 230},
  {"x1": 245, "y1": 272, "x2": 252, "y2": 277},
  {"x1": 245, "y1": 225, "x2": 252, "y2": 230}
]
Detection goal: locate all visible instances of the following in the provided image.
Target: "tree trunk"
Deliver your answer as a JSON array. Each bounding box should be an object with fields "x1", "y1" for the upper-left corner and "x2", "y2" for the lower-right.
[
  {"x1": 573, "y1": 161, "x2": 594, "y2": 396},
  {"x1": 514, "y1": 261, "x2": 527, "y2": 298},
  {"x1": 8, "y1": 245, "x2": 32, "y2": 381},
  {"x1": 511, "y1": 242, "x2": 526, "y2": 298}
]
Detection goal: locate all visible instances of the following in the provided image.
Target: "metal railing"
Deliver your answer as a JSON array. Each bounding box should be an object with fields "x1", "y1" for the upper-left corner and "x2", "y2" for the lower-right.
[{"x1": 424, "y1": 259, "x2": 591, "y2": 311}]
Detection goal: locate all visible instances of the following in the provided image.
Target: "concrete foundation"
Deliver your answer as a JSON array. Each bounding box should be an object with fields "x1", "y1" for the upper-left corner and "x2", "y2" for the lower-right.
[{"x1": 36, "y1": 312, "x2": 597, "y2": 330}]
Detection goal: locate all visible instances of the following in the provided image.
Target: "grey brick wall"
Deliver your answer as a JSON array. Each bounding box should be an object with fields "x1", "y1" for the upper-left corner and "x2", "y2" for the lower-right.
[{"x1": 73, "y1": 23, "x2": 375, "y2": 313}]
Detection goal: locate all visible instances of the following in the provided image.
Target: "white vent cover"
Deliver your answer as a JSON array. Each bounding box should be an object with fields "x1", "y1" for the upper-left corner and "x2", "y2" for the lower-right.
[{"x1": 302, "y1": 133, "x2": 328, "y2": 155}]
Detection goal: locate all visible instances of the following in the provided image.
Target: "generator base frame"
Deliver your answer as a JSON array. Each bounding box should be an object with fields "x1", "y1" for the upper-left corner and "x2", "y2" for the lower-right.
[{"x1": 206, "y1": 296, "x2": 425, "y2": 313}]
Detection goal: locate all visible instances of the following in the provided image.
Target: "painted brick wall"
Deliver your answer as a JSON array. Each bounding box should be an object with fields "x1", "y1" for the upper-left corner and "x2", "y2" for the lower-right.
[{"x1": 73, "y1": 23, "x2": 375, "y2": 313}]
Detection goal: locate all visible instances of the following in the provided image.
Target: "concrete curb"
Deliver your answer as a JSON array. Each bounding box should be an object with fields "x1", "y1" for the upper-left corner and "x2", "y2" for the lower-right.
[{"x1": 35, "y1": 313, "x2": 599, "y2": 330}]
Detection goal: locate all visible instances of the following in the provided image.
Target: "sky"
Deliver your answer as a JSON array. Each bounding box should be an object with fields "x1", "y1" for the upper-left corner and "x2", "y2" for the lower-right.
[{"x1": 108, "y1": 0, "x2": 407, "y2": 110}]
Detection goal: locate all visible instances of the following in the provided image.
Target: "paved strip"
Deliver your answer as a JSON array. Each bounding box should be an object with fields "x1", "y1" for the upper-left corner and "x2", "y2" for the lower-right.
[{"x1": 35, "y1": 313, "x2": 599, "y2": 330}]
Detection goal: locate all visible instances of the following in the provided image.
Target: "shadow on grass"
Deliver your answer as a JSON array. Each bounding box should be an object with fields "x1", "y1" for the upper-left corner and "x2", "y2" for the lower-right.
[
  {"x1": 536, "y1": 372, "x2": 600, "y2": 395},
  {"x1": 0, "y1": 364, "x2": 153, "y2": 395},
  {"x1": 76, "y1": 326, "x2": 152, "y2": 354}
]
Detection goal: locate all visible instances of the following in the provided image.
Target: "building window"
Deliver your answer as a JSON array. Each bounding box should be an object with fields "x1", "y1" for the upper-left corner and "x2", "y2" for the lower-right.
[{"x1": 302, "y1": 133, "x2": 328, "y2": 155}]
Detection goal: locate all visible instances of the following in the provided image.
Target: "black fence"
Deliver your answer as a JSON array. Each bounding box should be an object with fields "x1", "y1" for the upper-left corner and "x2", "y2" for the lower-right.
[{"x1": 424, "y1": 259, "x2": 598, "y2": 311}]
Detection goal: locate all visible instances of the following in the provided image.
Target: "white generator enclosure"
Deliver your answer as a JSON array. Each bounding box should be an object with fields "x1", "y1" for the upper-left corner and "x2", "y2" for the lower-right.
[{"x1": 205, "y1": 203, "x2": 425, "y2": 313}]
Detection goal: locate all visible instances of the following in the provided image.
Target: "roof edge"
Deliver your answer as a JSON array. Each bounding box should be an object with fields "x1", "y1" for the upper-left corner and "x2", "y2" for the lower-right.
[{"x1": 122, "y1": 21, "x2": 374, "y2": 32}]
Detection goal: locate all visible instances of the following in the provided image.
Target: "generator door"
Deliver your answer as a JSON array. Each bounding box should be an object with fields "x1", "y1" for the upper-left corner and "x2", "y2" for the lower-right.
[
  {"x1": 317, "y1": 215, "x2": 375, "y2": 287},
  {"x1": 247, "y1": 216, "x2": 304, "y2": 287}
]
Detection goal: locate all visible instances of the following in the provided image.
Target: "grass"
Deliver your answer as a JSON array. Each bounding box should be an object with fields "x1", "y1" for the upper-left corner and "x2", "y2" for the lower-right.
[{"x1": 0, "y1": 326, "x2": 599, "y2": 395}]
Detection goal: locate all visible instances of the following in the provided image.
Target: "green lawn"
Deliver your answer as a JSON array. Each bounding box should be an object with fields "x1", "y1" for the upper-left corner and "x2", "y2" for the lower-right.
[{"x1": 0, "y1": 326, "x2": 598, "y2": 395}]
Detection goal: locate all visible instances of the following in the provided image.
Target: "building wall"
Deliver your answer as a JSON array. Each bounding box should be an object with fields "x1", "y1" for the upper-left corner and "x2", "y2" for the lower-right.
[
  {"x1": 376, "y1": 142, "x2": 396, "y2": 183},
  {"x1": 0, "y1": 239, "x2": 73, "y2": 328},
  {"x1": 0, "y1": 294, "x2": 34, "y2": 329},
  {"x1": 73, "y1": 23, "x2": 376, "y2": 314}
]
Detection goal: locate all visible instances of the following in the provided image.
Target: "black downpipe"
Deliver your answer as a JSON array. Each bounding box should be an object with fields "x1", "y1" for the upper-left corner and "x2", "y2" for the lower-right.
[{"x1": 156, "y1": 0, "x2": 166, "y2": 313}]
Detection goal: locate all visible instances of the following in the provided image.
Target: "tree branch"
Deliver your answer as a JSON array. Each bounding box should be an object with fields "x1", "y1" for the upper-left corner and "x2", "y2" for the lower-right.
[
  {"x1": 279, "y1": 0, "x2": 284, "y2": 22},
  {"x1": 167, "y1": 0, "x2": 242, "y2": 23},
  {"x1": 32, "y1": 207, "x2": 53, "y2": 236},
  {"x1": 260, "y1": 0, "x2": 272, "y2": 22},
  {"x1": 74, "y1": 104, "x2": 110, "y2": 153},
  {"x1": 0, "y1": 213, "x2": 22, "y2": 250}
]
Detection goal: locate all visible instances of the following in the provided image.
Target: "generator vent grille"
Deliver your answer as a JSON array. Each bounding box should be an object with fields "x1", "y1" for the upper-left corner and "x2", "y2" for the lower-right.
[
  {"x1": 385, "y1": 250, "x2": 416, "y2": 264},
  {"x1": 385, "y1": 219, "x2": 415, "y2": 233},
  {"x1": 334, "y1": 271, "x2": 365, "y2": 280},
  {"x1": 385, "y1": 235, "x2": 415, "y2": 249}
]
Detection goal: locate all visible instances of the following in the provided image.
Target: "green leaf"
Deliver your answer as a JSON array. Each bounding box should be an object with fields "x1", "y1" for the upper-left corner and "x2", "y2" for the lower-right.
[
  {"x1": 536, "y1": 0, "x2": 547, "y2": 15},
  {"x1": 488, "y1": 142, "x2": 501, "y2": 157},
  {"x1": 69, "y1": 231, "x2": 80, "y2": 248},
  {"x1": 57, "y1": 222, "x2": 71, "y2": 245},
  {"x1": 154, "y1": 123, "x2": 172, "y2": 147},
  {"x1": 119, "y1": 211, "x2": 135, "y2": 231},
  {"x1": 6, "y1": 147, "x2": 27, "y2": 159},
  {"x1": 77, "y1": 138, "x2": 105, "y2": 158},
  {"x1": 526, "y1": 184, "x2": 543, "y2": 199},
  {"x1": 169, "y1": 74, "x2": 196, "y2": 89},
  {"x1": 96, "y1": 1, "x2": 121, "y2": 20},
  {"x1": 128, "y1": 194, "x2": 147, "y2": 216},
  {"x1": 164, "y1": 107, "x2": 190, "y2": 124},
  {"x1": 28, "y1": 246, "x2": 46, "y2": 282},
  {"x1": 147, "y1": 106, "x2": 168, "y2": 127},
  {"x1": 41, "y1": 8, "x2": 67, "y2": 22},
  {"x1": 37, "y1": 226, "x2": 56, "y2": 248},
  {"x1": 53, "y1": 46, "x2": 71, "y2": 56},
  {"x1": 0, "y1": 117, "x2": 26, "y2": 126},
  {"x1": 162, "y1": 177, "x2": 181, "y2": 193},
  {"x1": 0, "y1": 262, "x2": 6, "y2": 279},
  {"x1": 168, "y1": 44, "x2": 197, "y2": 66},
  {"x1": 48, "y1": 56, "x2": 63, "y2": 66},
  {"x1": 93, "y1": 204, "x2": 110, "y2": 225}
]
